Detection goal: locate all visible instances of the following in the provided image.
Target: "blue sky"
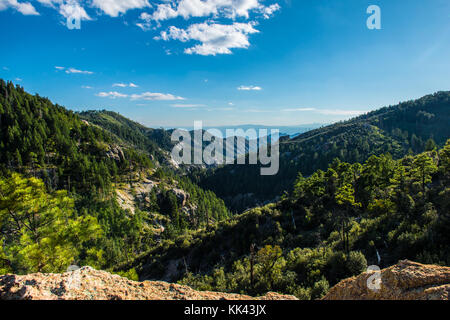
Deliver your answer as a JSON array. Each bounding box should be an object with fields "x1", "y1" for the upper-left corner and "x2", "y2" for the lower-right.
[{"x1": 0, "y1": 0, "x2": 449, "y2": 128}]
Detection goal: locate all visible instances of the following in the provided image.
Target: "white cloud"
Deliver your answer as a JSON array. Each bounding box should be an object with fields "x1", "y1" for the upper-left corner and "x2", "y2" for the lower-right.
[
  {"x1": 156, "y1": 22, "x2": 259, "y2": 55},
  {"x1": 59, "y1": 1, "x2": 90, "y2": 20},
  {"x1": 0, "y1": 0, "x2": 39, "y2": 15},
  {"x1": 97, "y1": 89, "x2": 184, "y2": 101},
  {"x1": 55, "y1": 66, "x2": 94, "y2": 74},
  {"x1": 131, "y1": 92, "x2": 185, "y2": 101},
  {"x1": 113, "y1": 82, "x2": 139, "y2": 88},
  {"x1": 39, "y1": 0, "x2": 148, "y2": 20},
  {"x1": 96, "y1": 91, "x2": 128, "y2": 99},
  {"x1": 91, "y1": 0, "x2": 150, "y2": 17},
  {"x1": 260, "y1": 3, "x2": 280, "y2": 19},
  {"x1": 238, "y1": 85, "x2": 262, "y2": 91},
  {"x1": 37, "y1": 0, "x2": 90, "y2": 20},
  {"x1": 136, "y1": 11, "x2": 152, "y2": 30},
  {"x1": 149, "y1": 0, "x2": 275, "y2": 21},
  {"x1": 65, "y1": 67, "x2": 94, "y2": 74},
  {"x1": 81, "y1": 85, "x2": 92, "y2": 89}
]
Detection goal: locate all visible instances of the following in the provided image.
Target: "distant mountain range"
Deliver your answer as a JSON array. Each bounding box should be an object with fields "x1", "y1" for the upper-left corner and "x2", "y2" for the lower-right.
[
  {"x1": 200, "y1": 124, "x2": 327, "y2": 139},
  {"x1": 190, "y1": 91, "x2": 450, "y2": 212}
]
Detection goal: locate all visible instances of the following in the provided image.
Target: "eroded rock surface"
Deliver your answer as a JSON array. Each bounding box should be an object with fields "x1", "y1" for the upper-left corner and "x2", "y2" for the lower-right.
[
  {"x1": 0, "y1": 267, "x2": 297, "y2": 300},
  {"x1": 323, "y1": 260, "x2": 450, "y2": 300}
]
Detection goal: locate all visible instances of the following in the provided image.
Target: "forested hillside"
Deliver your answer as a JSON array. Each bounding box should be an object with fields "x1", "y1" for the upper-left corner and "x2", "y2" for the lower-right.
[
  {"x1": 191, "y1": 92, "x2": 450, "y2": 212},
  {"x1": 0, "y1": 81, "x2": 152, "y2": 194},
  {"x1": 79, "y1": 110, "x2": 175, "y2": 163},
  {"x1": 0, "y1": 80, "x2": 229, "y2": 276},
  {"x1": 123, "y1": 142, "x2": 450, "y2": 299}
]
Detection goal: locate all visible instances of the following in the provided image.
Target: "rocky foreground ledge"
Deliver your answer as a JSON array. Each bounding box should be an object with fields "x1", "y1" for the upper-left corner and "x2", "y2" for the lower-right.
[
  {"x1": 0, "y1": 266, "x2": 296, "y2": 300},
  {"x1": 324, "y1": 260, "x2": 450, "y2": 300},
  {"x1": 1, "y1": 260, "x2": 448, "y2": 300}
]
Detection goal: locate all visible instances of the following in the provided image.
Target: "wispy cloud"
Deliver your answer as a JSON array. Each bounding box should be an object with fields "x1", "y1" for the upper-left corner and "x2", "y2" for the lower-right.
[
  {"x1": 96, "y1": 91, "x2": 128, "y2": 99},
  {"x1": 113, "y1": 82, "x2": 139, "y2": 88},
  {"x1": 131, "y1": 92, "x2": 185, "y2": 101},
  {"x1": 81, "y1": 85, "x2": 93, "y2": 89},
  {"x1": 238, "y1": 85, "x2": 262, "y2": 91},
  {"x1": 65, "y1": 67, "x2": 93, "y2": 74},
  {"x1": 136, "y1": 12, "x2": 152, "y2": 31},
  {"x1": 97, "y1": 89, "x2": 185, "y2": 101},
  {"x1": 55, "y1": 66, "x2": 94, "y2": 74},
  {"x1": 0, "y1": 0, "x2": 39, "y2": 16}
]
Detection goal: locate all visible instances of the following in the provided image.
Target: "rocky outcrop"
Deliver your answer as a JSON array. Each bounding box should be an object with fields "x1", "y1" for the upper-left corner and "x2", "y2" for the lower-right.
[
  {"x1": 0, "y1": 267, "x2": 297, "y2": 300},
  {"x1": 115, "y1": 179, "x2": 190, "y2": 215},
  {"x1": 106, "y1": 146, "x2": 125, "y2": 162},
  {"x1": 170, "y1": 188, "x2": 190, "y2": 207},
  {"x1": 116, "y1": 178, "x2": 158, "y2": 214},
  {"x1": 323, "y1": 260, "x2": 450, "y2": 300}
]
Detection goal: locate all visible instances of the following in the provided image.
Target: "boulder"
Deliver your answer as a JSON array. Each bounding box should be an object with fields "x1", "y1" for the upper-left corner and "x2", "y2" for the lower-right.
[{"x1": 323, "y1": 260, "x2": 450, "y2": 300}]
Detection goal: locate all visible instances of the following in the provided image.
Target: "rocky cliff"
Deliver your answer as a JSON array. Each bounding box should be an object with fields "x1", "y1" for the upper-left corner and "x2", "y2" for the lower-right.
[
  {"x1": 323, "y1": 260, "x2": 450, "y2": 300},
  {"x1": 0, "y1": 267, "x2": 296, "y2": 300}
]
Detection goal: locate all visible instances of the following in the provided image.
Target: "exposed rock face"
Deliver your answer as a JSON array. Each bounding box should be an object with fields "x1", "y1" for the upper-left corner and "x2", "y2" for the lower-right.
[
  {"x1": 106, "y1": 146, "x2": 125, "y2": 162},
  {"x1": 0, "y1": 267, "x2": 297, "y2": 300},
  {"x1": 170, "y1": 188, "x2": 190, "y2": 207},
  {"x1": 115, "y1": 179, "x2": 190, "y2": 214},
  {"x1": 323, "y1": 260, "x2": 450, "y2": 300},
  {"x1": 116, "y1": 179, "x2": 157, "y2": 214}
]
